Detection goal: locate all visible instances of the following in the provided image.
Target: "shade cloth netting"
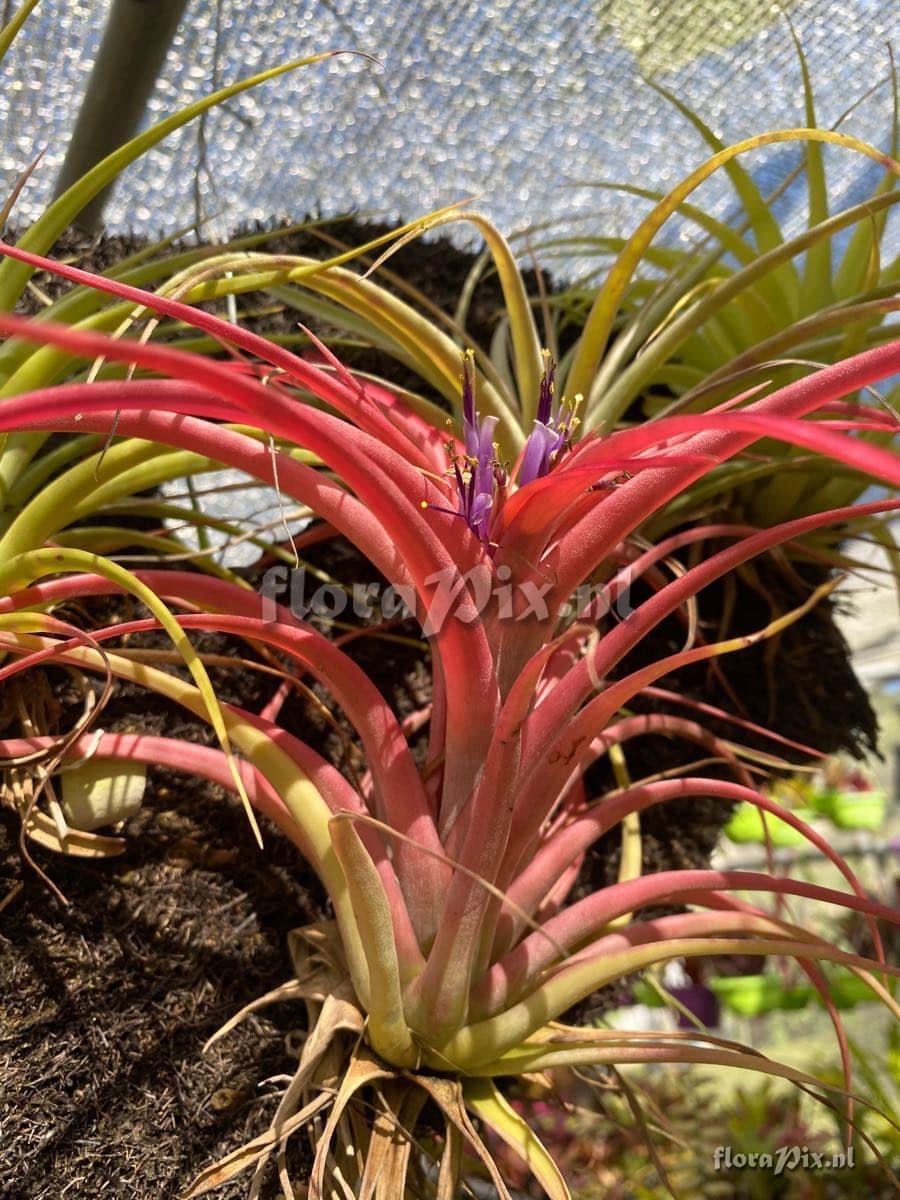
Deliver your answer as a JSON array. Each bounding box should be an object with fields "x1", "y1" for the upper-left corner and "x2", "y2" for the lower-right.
[{"x1": 0, "y1": 0, "x2": 895, "y2": 263}]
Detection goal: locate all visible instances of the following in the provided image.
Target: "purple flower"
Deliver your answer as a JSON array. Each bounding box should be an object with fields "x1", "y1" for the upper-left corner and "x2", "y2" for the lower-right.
[
  {"x1": 432, "y1": 351, "x2": 576, "y2": 545},
  {"x1": 518, "y1": 419, "x2": 563, "y2": 487},
  {"x1": 458, "y1": 352, "x2": 501, "y2": 540},
  {"x1": 518, "y1": 356, "x2": 575, "y2": 486}
]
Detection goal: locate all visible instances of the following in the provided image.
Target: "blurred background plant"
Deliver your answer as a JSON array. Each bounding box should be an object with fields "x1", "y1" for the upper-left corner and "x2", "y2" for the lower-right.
[{"x1": 472, "y1": 1037, "x2": 899, "y2": 1198}]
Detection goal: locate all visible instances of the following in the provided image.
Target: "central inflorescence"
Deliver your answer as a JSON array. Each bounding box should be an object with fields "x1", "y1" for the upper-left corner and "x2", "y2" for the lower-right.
[{"x1": 442, "y1": 349, "x2": 580, "y2": 545}]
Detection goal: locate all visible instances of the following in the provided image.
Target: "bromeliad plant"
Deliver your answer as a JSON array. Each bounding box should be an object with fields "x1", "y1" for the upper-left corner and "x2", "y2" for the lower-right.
[{"x1": 1, "y1": 240, "x2": 900, "y2": 1196}]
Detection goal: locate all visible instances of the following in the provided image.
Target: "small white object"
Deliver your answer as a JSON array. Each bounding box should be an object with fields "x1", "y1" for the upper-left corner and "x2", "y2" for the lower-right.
[{"x1": 60, "y1": 760, "x2": 147, "y2": 831}]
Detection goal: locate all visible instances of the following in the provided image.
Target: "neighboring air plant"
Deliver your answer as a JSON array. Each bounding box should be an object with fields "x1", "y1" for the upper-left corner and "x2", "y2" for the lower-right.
[{"x1": 0, "y1": 241, "x2": 899, "y2": 1197}]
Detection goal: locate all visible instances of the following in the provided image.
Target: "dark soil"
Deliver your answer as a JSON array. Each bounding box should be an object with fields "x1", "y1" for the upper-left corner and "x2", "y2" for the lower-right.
[
  {"x1": 0, "y1": 220, "x2": 880, "y2": 1198},
  {"x1": 0, "y1": 781, "x2": 319, "y2": 1200},
  {"x1": 0, "y1": 619, "x2": 327, "y2": 1199}
]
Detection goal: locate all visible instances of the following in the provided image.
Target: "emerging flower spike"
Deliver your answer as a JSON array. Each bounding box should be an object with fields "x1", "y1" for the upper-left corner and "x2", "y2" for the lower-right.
[{"x1": 517, "y1": 351, "x2": 579, "y2": 486}]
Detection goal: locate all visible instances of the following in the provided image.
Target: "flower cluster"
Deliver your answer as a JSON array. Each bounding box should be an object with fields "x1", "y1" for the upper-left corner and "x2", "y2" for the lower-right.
[
  {"x1": 518, "y1": 351, "x2": 580, "y2": 486},
  {"x1": 455, "y1": 349, "x2": 506, "y2": 541},
  {"x1": 447, "y1": 350, "x2": 578, "y2": 544}
]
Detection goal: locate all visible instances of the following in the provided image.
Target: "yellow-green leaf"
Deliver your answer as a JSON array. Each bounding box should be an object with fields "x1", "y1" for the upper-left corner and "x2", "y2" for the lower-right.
[{"x1": 463, "y1": 1078, "x2": 571, "y2": 1200}]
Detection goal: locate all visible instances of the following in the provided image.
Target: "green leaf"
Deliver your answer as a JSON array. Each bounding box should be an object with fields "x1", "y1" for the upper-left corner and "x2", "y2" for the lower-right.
[
  {"x1": 786, "y1": 16, "x2": 831, "y2": 311},
  {"x1": 328, "y1": 813, "x2": 417, "y2": 1067},
  {"x1": 463, "y1": 1078, "x2": 571, "y2": 1200},
  {"x1": 646, "y1": 79, "x2": 798, "y2": 322},
  {"x1": 0, "y1": 0, "x2": 41, "y2": 65},
  {"x1": 834, "y1": 51, "x2": 899, "y2": 300},
  {"x1": 551, "y1": 179, "x2": 761, "y2": 265}
]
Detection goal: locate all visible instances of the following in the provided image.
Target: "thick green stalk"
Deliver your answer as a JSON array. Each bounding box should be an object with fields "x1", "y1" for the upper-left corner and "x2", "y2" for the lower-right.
[
  {"x1": 329, "y1": 815, "x2": 418, "y2": 1066},
  {"x1": 52, "y1": 0, "x2": 189, "y2": 230}
]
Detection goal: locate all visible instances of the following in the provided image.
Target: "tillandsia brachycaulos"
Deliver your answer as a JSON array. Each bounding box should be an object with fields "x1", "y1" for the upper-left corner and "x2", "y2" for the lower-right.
[{"x1": 0, "y1": 234, "x2": 899, "y2": 1197}]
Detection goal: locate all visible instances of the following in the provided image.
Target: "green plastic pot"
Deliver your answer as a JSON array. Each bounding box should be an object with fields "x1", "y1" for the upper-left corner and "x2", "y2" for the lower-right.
[
  {"x1": 814, "y1": 971, "x2": 877, "y2": 1010},
  {"x1": 807, "y1": 788, "x2": 834, "y2": 818},
  {"x1": 826, "y1": 790, "x2": 887, "y2": 831},
  {"x1": 708, "y1": 975, "x2": 814, "y2": 1016},
  {"x1": 780, "y1": 984, "x2": 814, "y2": 1011},
  {"x1": 709, "y1": 974, "x2": 786, "y2": 1017},
  {"x1": 723, "y1": 802, "x2": 810, "y2": 847}
]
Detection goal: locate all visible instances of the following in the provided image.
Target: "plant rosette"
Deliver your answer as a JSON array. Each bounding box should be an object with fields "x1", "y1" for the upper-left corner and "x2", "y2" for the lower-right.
[{"x1": 2, "y1": 243, "x2": 900, "y2": 1197}]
